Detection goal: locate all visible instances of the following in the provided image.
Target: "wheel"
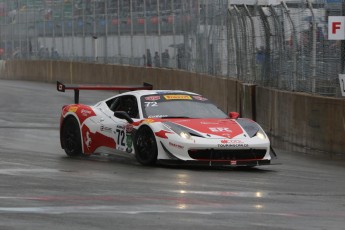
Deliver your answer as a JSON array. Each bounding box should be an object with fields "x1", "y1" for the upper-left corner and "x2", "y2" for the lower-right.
[
  {"x1": 134, "y1": 126, "x2": 158, "y2": 166},
  {"x1": 61, "y1": 117, "x2": 82, "y2": 157}
]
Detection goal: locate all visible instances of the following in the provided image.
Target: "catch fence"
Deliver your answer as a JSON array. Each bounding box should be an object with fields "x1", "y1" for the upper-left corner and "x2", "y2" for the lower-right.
[{"x1": 0, "y1": 0, "x2": 343, "y2": 97}]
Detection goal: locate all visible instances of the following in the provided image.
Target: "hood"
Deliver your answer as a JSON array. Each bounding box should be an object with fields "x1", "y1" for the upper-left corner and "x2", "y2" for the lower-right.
[{"x1": 165, "y1": 118, "x2": 244, "y2": 139}]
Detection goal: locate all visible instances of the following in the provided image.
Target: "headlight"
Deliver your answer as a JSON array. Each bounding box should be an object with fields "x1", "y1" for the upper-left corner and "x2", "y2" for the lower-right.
[
  {"x1": 236, "y1": 118, "x2": 267, "y2": 139},
  {"x1": 255, "y1": 130, "x2": 267, "y2": 140},
  {"x1": 179, "y1": 131, "x2": 192, "y2": 140},
  {"x1": 163, "y1": 122, "x2": 196, "y2": 140}
]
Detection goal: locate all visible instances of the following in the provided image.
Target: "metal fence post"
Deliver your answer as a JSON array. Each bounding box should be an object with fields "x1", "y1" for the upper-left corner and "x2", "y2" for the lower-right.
[
  {"x1": 307, "y1": 0, "x2": 316, "y2": 93},
  {"x1": 283, "y1": 1, "x2": 297, "y2": 91},
  {"x1": 244, "y1": 4, "x2": 257, "y2": 82}
]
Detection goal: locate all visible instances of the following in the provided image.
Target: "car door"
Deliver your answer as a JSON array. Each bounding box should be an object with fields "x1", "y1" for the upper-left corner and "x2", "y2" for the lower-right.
[{"x1": 104, "y1": 95, "x2": 140, "y2": 153}]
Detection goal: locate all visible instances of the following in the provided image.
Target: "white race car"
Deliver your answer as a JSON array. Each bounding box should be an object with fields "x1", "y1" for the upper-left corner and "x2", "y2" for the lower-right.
[{"x1": 57, "y1": 81, "x2": 274, "y2": 167}]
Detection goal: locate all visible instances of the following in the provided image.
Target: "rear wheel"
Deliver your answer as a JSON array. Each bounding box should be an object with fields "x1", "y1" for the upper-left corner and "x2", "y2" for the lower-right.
[
  {"x1": 61, "y1": 117, "x2": 82, "y2": 157},
  {"x1": 134, "y1": 126, "x2": 158, "y2": 166}
]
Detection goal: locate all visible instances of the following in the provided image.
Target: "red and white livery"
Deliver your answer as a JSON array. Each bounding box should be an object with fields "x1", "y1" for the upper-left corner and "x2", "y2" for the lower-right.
[{"x1": 57, "y1": 81, "x2": 274, "y2": 167}]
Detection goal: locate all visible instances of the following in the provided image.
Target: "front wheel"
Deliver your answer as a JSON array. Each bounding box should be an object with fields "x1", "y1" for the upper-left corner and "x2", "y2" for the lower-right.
[
  {"x1": 61, "y1": 117, "x2": 82, "y2": 157},
  {"x1": 134, "y1": 126, "x2": 158, "y2": 166}
]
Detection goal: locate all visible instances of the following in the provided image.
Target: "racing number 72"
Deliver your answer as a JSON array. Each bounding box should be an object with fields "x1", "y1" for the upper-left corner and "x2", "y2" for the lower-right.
[{"x1": 116, "y1": 129, "x2": 125, "y2": 146}]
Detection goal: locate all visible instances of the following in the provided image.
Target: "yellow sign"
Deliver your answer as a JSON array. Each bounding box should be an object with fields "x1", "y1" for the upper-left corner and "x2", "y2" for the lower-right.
[{"x1": 164, "y1": 95, "x2": 192, "y2": 100}]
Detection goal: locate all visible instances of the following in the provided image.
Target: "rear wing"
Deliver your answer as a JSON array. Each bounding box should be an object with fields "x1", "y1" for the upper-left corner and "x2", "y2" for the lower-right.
[{"x1": 57, "y1": 81, "x2": 153, "y2": 104}]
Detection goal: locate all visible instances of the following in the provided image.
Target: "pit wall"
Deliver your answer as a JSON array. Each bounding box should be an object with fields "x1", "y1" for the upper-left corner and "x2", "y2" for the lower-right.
[{"x1": 1, "y1": 60, "x2": 344, "y2": 158}]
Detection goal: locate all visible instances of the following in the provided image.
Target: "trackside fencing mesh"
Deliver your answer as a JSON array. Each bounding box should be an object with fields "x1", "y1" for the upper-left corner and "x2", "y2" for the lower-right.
[{"x1": 0, "y1": 0, "x2": 344, "y2": 97}]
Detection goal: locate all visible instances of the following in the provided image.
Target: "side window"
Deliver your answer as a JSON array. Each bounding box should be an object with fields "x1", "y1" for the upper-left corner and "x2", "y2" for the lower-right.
[
  {"x1": 111, "y1": 96, "x2": 139, "y2": 119},
  {"x1": 108, "y1": 97, "x2": 120, "y2": 112}
]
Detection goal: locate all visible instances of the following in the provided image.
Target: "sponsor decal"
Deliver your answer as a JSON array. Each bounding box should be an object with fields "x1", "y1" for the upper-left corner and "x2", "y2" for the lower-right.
[
  {"x1": 81, "y1": 125, "x2": 116, "y2": 154},
  {"x1": 164, "y1": 95, "x2": 192, "y2": 100},
  {"x1": 221, "y1": 139, "x2": 244, "y2": 144},
  {"x1": 72, "y1": 106, "x2": 96, "y2": 124},
  {"x1": 148, "y1": 115, "x2": 168, "y2": 118},
  {"x1": 218, "y1": 143, "x2": 249, "y2": 148},
  {"x1": 84, "y1": 131, "x2": 92, "y2": 150},
  {"x1": 169, "y1": 142, "x2": 184, "y2": 149},
  {"x1": 156, "y1": 91, "x2": 176, "y2": 94},
  {"x1": 116, "y1": 125, "x2": 124, "y2": 129},
  {"x1": 192, "y1": 96, "x2": 208, "y2": 101},
  {"x1": 68, "y1": 106, "x2": 78, "y2": 113},
  {"x1": 209, "y1": 127, "x2": 232, "y2": 132},
  {"x1": 201, "y1": 122, "x2": 219, "y2": 125},
  {"x1": 125, "y1": 124, "x2": 134, "y2": 153},
  {"x1": 81, "y1": 109, "x2": 92, "y2": 116},
  {"x1": 100, "y1": 125, "x2": 112, "y2": 133},
  {"x1": 145, "y1": 96, "x2": 161, "y2": 101},
  {"x1": 230, "y1": 160, "x2": 237, "y2": 166}
]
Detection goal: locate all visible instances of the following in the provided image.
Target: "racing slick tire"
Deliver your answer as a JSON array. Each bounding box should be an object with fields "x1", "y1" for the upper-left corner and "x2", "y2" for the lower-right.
[
  {"x1": 134, "y1": 126, "x2": 158, "y2": 166},
  {"x1": 61, "y1": 116, "x2": 82, "y2": 157}
]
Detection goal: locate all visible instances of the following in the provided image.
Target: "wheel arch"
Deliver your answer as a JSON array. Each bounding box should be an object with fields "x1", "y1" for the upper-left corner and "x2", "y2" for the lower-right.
[
  {"x1": 60, "y1": 114, "x2": 82, "y2": 150},
  {"x1": 133, "y1": 124, "x2": 150, "y2": 149},
  {"x1": 133, "y1": 124, "x2": 159, "y2": 166},
  {"x1": 134, "y1": 123, "x2": 170, "y2": 160}
]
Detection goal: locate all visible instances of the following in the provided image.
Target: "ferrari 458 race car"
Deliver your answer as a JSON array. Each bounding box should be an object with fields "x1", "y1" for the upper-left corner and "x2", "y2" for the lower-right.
[{"x1": 57, "y1": 81, "x2": 275, "y2": 167}]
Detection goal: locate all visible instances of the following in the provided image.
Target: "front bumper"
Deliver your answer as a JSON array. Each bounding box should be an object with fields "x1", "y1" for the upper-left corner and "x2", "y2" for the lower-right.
[
  {"x1": 158, "y1": 159, "x2": 271, "y2": 167},
  {"x1": 159, "y1": 140, "x2": 271, "y2": 167}
]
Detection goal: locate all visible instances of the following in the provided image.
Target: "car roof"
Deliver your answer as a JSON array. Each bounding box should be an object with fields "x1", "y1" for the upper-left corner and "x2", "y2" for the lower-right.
[
  {"x1": 101, "y1": 90, "x2": 202, "y2": 104},
  {"x1": 120, "y1": 90, "x2": 200, "y2": 97}
]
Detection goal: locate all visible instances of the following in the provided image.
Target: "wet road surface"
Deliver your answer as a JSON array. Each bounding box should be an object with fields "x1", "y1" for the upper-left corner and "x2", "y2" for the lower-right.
[{"x1": 0, "y1": 79, "x2": 344, "y2": 230}]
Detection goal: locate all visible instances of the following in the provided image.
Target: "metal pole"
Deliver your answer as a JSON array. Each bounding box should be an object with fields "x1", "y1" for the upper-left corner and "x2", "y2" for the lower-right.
[
  {"x1": 340, "y1": 0, "x2": 345, "y2": 73},
  {"x1": 171, "y1": 0, "x2": 176, "y2": 67},
  {"x1": 130, "y1": 0, "x2": 133, "y2": 65},
  {"x1": 117, "y1": 0, "x2": 122, "y2": 64},
  {"x1": 196, "y1": 0, "x2": 201, "y2": 72},
  {"x1": 61, "y1": 0, "x2": 64, "y2": 58},
  {"x1": 228, "y1": 7, "x2": 240, "y2": 79},
  {"x1": 26, "y1": 0, "x2": 29, "y2": 58},
  {"x1": 270, "y1": 5, "x2": 283, "y2": 88},
  {"x1": 71, "y1": 0, "x2": 75, "y2": 59},
  {"x1": 93, "y1": 0, "x2": 97, "y2": 62},
  {"x1": 307, "y1": 0, "x2": 316, "y2": 93},
  {"x1": 82, "y1": 0, "x2": 85, "y2": 59},
  {"x1": 244, "y1": 4, "x2": 257, "y2": 82},
  {"x1": 205, "y1": 0, "x2": 209, "y2": 74},
  {"x1": 233, "y1": 5, "x2": 243, "y2": 80},
  {"x1": 104, "y1": 0, "x2": 108, "y2": 63},
  {"x1": 144, "y1": 0, "x2": 147, "y2": 66},
  {"x1": 157, "y1": 0, "x2": 162, "y2": 64},
  {"x1": 282, "y1": 1, "x2": 297, "y2": 91},
  {"x1": 227, "y1": 7, "x2": 232, "y2": 77}
]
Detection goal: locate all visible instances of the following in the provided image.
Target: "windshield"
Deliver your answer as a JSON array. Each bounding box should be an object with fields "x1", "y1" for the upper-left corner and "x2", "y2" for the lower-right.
[{"x1": 140, "y1": 94, "x2": 228, "y2": 119}]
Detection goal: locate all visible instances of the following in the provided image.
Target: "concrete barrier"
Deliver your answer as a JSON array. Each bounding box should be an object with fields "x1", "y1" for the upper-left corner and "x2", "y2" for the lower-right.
[
  {"x1": 256, "y1": 87, "x2": 345, "y2": 158},
  {"x1": 1, "y1": 60, "x2": 344, "y2": 158}
]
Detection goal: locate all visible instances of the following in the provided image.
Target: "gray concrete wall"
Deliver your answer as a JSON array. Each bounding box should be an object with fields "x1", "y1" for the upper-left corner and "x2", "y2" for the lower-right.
[
  {"x1": 1, "y1": 60, "x2": 344, "y2": 158},
  {"x1": 256, "y1": 87, "x2": 345, "y2": 158}
]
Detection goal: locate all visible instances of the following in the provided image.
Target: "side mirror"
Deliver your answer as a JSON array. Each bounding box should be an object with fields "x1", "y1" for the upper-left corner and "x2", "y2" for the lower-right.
[
  {"x1": 114, "y1": 111, "x2": 134, "y2": 123},
  {"x1": 229, "y1": 112, "x2": 240, "y2": 119}
]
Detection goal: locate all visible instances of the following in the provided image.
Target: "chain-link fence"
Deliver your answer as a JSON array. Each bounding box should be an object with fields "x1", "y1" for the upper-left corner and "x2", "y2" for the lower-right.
[{"x1": 0, "y1": 0, "x2": 343, "y2": 97}]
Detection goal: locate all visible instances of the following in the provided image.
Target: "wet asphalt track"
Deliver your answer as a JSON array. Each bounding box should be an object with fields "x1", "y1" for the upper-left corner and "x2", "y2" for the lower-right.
[{"x1": 0, "y1": 79, "x2": 344, "y2": 230}]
